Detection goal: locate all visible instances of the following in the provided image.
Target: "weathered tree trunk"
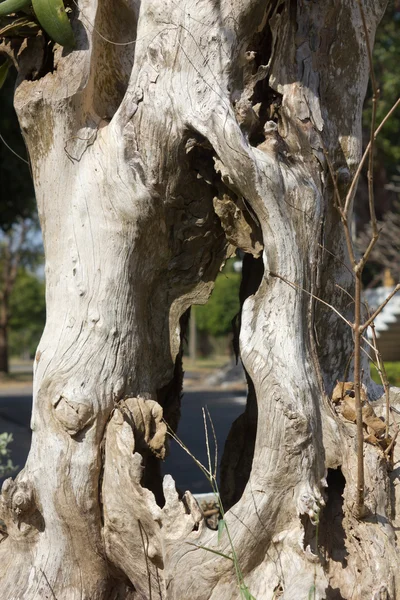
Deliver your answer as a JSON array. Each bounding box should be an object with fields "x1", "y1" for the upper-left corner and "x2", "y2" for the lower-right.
[{"x1": 1, "y1": 1, "x2": 398, "y2": 599}]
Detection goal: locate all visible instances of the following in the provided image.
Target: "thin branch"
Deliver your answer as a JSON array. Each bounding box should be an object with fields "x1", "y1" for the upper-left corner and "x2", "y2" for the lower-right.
[
  {"x1": 356, "y1": 0, "x2": 378, "y2": 96},
  {"x1": 185, "y1": 541, "x2": 233, "y2": 561},
  {"x1": 361, "y1": 330, "x2": 384, "y2": 355},
  {"x1": 322, "y1": 146, "x2": 343, "y2": 211},
  {"x1": 343, "y1": 97, "x2": 400, "y2": 216},
  {"x1": 335, "y1": 284, "x2": 355, "y2": 305},
  {"x1": 353, "y1": 271, "x2": 365, "y2": 514},
  {"x1": 368, "y1": 319, "x2": 391, "y2": 439},
  {"x1": 269, "y1": 271, "x2": 353, "y2": 328},
  {"x1": 366, "y1": 91, "x2": 378, "y2": 239},
  {"x1": 0, "y1": 132, "x2": 29, "y2": 165},
  {"x1": 360, "y1": 284, "x2": 400, "y2": 333},
  {"x1": 335, "y1": 284, "x2": 375, "y2": 324},
  {"x1": 360, "y1": 344, "x2": 377, "y2": 368},
  {"x1": 39, "y1": 570, "x2": 58, "y2": 600},
  {"x1": 164, "y1": 421, "x2": 211, "y2": 480},
  {"x1": 314, "y1": 129, "x2": 356, "y2": 266},
  {"x1": 341, "y1": 218, "x2": 357, "y2": 270},
  {"x1": 357, "y1": 228, "x2": 383, "y2": 272},
  {"x1": 384, "y1": 428, "x2": 399, "y2": 458},
  {"x1": 319, "y1": 244, "x2": 355, "y2": 280},
  {"x1": 202, "y1": 408, "x2": 213, "y2": 479},
  {"x1": 72, "y1": 0, "x2": 177, "y2": 47},
  {"x1": 205, "y1": 406, "x2": 218, "y2": 480}
]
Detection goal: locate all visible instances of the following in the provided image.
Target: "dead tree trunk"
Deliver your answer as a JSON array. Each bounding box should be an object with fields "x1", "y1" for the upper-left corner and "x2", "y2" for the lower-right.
[{"x1": 1, "y1": 1, "x2": 398, "y2": 599}]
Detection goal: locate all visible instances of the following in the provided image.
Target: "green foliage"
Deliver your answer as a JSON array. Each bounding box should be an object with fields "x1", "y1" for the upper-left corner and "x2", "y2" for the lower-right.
[
  {"x1": 0, "y1": 0, "x2": 30, "y2": 17},
  {"x1": 31, "y1": 0, "x2": 75, "y2": 48},
  {"x1": 371, "y1": 361, "x2": 400, "y2": 387},
  {"x1": 195, "y1": 260, "x2": 241, "y2": 337},
  {"x1": 240, "y1": 583, "x2": 256, "y2": 600},
  {"x1": 217, "y1": 517, "x2": 226, "y2": 543},
  {"x1": 0, "y1": 432, "x2": 17, "y2": 478},
  {"x1": 0, "y1": 70, "x2": 43, "y2": 365},
  {"x1": 364, "y1": 1, "x2": 400, "y2": 178},
  {"x1": 0, "y1": 0, "x2": 74, "y2": 47},
  {"x1": 9, "y1": 267, "x2": 45, "y2": 357}
]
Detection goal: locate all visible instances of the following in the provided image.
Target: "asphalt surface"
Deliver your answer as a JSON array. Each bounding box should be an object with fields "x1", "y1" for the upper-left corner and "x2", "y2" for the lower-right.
[
  {"x1": 163, "y1": 389, "x2": 246, "y2": 493},
  {"x1": 0, "y1": 393, "x2": 33, "y2": 479},
  {"x1": 0, "y1": 387, "x2": 246, "y2": 494}
]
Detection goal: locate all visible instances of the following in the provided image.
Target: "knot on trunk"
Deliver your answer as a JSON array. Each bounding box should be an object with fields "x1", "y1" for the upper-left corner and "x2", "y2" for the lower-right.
[
  {"x1": 53, "y1": 396, "x2": 94, "y2": 436},
  {"x1": 1, "y1": 479, "x2": 35, "y2": 518},
  {"x1": 0, "y1": 478, "x2": 44, "y2": 538},
  {"x1": 120, "y1": 397, "x2": 167, "y2": 459}
]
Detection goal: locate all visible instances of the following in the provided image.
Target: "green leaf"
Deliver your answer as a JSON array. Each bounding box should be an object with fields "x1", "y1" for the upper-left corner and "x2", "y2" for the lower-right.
[
  {"x1": 32, "y1": 0, "x2": 75, "y2": 47},
  {"x1": 186, "y1": 541, "x2": 233, "y2": 561},
  {"x1": 218, "y1": 518, "x2": 226, "y2": 543},
  {"x1": 308, "y1": 584, "x2": 316, "y2": 600},
  {"x1": 0, "y1": 0, "x2": 31, "y2": 17},
  {"x1": 240, "y1": 583, "x2": 257, "y2": 600}
]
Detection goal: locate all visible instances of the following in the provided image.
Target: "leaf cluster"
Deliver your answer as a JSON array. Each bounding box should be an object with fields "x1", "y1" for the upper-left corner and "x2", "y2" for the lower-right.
[
  {"x1": 0, "y1": 432, "x2": 17, "y2": 478},
  {"x1": 0, "y1": 0, "x2": 74, "y2": 50}
]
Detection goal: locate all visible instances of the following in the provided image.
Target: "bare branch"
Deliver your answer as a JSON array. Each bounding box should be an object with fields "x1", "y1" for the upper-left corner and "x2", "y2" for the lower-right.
[
  {"x1": 319, "y1": 244, "x2": 355, "y2": 280},
  {"x1": 269, "y1": 271, "x2": 353, "y2": 329},
  {"x1": 335, "y1": 284, "x2": 355, "y2": 305},
  {"x1": 360, "y1": 284, "x2": 400, "y2": 333},
  {"x1": 344, "y1": 97, "x2": 400, "y2": 216},
  {"x1": 368, "y1": 320, "x2": 391, "y2": 439},
  {"x1": 356, "y1": 0, "x2": 378, "y2": 96},
  {"x1": 308, "y1": 113, "x2": 356, "y2": 266}
]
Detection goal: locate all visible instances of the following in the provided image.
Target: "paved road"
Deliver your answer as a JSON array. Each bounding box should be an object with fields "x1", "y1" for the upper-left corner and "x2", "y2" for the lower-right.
[
  {"x1": 0, "y1": 388, "x2": 246, "y2": 494},
  {"x1": 163, "y1": 389, "x2": 246, "y2": 493},
  {"x1": 0, "y1": 393, "x2": 32, "y2": 479}
]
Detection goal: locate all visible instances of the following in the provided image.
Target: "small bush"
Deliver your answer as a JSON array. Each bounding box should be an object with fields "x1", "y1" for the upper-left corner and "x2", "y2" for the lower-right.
[
  {"x1": 370, "y1": 361, "x2": 400, "y2": 387},
  {"x1": 0, "y1": 433, "x2": 17, "y2": 478}
]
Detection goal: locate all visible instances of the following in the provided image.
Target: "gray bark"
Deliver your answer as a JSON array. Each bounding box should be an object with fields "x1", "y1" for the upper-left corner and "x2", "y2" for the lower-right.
[{"x1": 1, "y1": 1, "x2": 398, "y2": 599}]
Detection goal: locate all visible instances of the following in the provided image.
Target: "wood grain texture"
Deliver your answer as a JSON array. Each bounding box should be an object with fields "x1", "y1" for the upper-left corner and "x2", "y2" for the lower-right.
[{"x1": 1, "y1": 1, "x2": 397, "y2": 598}]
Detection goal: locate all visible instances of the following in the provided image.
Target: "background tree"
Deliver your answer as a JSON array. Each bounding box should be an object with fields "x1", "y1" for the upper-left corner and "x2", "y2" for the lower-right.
[
  {"x1": 0, "y1": 433, "x2": 16, "y2": 479},
  {"x1": 0, "y1": 2, "x2": 399, "y2": 600},
  {"x1": 195, "y1": 258, "x2": 240, "y2": 355},
  {"x1": 364, "y1": 0, "x2": 400, "y2": 183},
  {"x1": 9, "y1": 266, "x2": 45, "y2": 358},
  {"x1": 355, "y1": 0, "x2": 400, "y2": 233},
  {"x1": 357, "y1": 198, "x2": 400, "y2": 286},
  {"x1": 0, "y1": 69, "x2": 38, "y2": 374}
]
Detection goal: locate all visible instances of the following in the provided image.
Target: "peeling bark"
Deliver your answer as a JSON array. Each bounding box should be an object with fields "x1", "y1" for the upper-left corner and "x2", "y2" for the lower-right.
[{"x1": 0, "y1": 1, "x2": 398, "y2": 599}]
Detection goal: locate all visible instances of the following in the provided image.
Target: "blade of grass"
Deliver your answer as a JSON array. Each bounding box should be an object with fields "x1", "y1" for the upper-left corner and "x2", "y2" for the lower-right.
[{"x1": 186, "y1": 541, "x2": 233, "y2": 561}]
